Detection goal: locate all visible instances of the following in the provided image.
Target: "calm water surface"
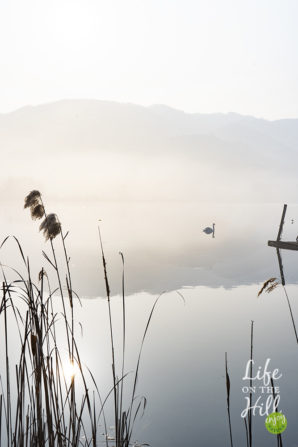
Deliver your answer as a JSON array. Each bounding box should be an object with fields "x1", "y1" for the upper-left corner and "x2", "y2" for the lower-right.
[{"x1": 1, "y1": 201, "x2": 298, "y2": 446}]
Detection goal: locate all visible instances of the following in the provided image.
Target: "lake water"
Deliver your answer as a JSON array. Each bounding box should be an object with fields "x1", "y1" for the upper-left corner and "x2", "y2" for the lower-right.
[{"x1": 1, "y1": 200, "x2": 298, "y2": 446}]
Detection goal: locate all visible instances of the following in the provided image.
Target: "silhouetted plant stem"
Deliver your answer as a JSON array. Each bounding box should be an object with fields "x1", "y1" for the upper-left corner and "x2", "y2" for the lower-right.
[
  {"x1": 38, "y1": 197, "x2": 71, "y2": 357},
  {"x1": 225, "y1": 352, "x2": 233, "y2": 447},
  {"x1": 98, "y1": 225, "x2": 119, "y2": 447},
  {"x1": 118, "y1": 252, "x2": 126, "y2": 446},
  {"x1": 248, "y1": 321, "x2": 254, "y2": 447},
  {"x1": 3, "y1": 283, "x2": 11, "y2": 446},
  {"x1": 59, "y1": 227, "x2": 77, "y2": 442},
  {"x1": 282, "y1": 285, "x2": 298, "y2": 344},
  {"x1": 244, "y1": 418, "x2": 249, "y2": 447},
  {"x1": 270, "y1": 377, "x2": 283, "y2": 447}
]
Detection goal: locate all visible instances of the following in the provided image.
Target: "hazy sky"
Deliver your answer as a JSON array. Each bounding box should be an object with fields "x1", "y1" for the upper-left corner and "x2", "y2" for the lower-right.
[{"x1": 0, "y1": 0, "x2": 297, "y2": 119}]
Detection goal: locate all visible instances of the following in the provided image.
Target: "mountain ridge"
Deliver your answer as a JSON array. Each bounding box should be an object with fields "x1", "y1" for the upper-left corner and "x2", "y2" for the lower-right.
[
  {"x1": 3, "y1": 99, "x2": 298, "y2": 123},
  {"x1": 0, "y1": 99, "x2": 297, "y2": 203}
]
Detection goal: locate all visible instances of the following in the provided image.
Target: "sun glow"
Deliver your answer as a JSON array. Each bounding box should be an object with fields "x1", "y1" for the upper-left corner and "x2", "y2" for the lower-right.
[{"x1": 63, "y1": 360, "x2": 80, "y2": 381}]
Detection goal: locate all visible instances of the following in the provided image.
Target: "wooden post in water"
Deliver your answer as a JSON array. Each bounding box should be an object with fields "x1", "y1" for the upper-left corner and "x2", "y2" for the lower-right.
[
  {"x1": 268, "y1": 204, "x2": 288, "y2": 286},
  {"x1": 276, "y1": 248, "x2": 285, "y2": 286},
  {"x1": 277, "y1": 204, "x2": 287, "y2": 241}
]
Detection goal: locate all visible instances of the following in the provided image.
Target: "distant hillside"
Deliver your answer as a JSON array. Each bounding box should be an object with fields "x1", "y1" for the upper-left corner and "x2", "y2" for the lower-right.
[{"x1": 0, "y1": 99, "x2": 297, "y2": 202}]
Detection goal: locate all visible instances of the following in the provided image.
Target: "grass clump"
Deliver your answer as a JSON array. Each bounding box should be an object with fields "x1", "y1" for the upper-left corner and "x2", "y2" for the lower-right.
[{"x1": 0, "y1": 190, "x2": 160, "y2": 446}]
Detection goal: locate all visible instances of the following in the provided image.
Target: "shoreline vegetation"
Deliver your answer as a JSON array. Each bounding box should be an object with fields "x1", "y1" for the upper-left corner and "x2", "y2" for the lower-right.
[{"x1": 0, "y1": 190, "x2": 161, "y2": 447}]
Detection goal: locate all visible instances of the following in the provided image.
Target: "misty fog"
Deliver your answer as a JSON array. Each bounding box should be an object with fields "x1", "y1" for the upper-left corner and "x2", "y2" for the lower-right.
[{"x1": 1, "y1": 100, "x2": 297, "y2": 295}]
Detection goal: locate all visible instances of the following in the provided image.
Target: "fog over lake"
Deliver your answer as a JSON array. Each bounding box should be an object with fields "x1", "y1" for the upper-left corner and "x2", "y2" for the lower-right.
[
  {"x1": 1, "y1": 100, "x2": 298, "y2": 205},
  {"x1": 2, "y1": 100, "x2": 298, "y2": 295}
]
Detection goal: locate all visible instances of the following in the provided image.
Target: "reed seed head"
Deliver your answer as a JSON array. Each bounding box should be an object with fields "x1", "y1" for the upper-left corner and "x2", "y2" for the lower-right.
[
  {"x1": 24, "y1": 190, "x2": 41, "y2": 209},
  {"x1": 31, "y1": 204, "x2": 45, "y2": 220},
  {"x1": 258, "y1": 277, "x2": 279, "y2": 296},
  {"x1": 24, "y1": 190, "x2": 45, "y2": 221},
  {"x1": 39, "y1": 214, "x2": 61, "y2": 241}
]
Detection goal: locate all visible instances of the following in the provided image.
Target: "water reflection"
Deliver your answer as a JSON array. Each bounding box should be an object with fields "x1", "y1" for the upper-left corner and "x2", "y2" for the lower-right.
[{"x1": 2, "y1": 202, "x2": 298, "y2": 297}]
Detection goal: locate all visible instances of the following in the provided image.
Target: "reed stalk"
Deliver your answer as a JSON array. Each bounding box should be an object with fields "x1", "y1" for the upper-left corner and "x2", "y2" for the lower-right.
[{"x1": 225, "y1": 352, "x2": 233, "y2": 447}]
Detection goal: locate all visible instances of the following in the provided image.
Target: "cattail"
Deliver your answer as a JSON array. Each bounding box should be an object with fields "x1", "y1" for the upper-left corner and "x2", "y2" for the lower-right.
[
  {"x1": 39, "y1": 214, "x2": 61, "y2": 241},
  {"x1": 38, "y1": 268, "x2": 47, "y2": 282}
]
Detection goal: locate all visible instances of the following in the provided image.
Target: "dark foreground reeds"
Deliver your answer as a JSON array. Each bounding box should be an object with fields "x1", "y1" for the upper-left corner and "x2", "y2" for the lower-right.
[
  {"x1": 225, "y1": 321, "x2": 254, "y2": 447},
  {"x1": 0, "y1": 191, "x2": 160, "y2": 447}
]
